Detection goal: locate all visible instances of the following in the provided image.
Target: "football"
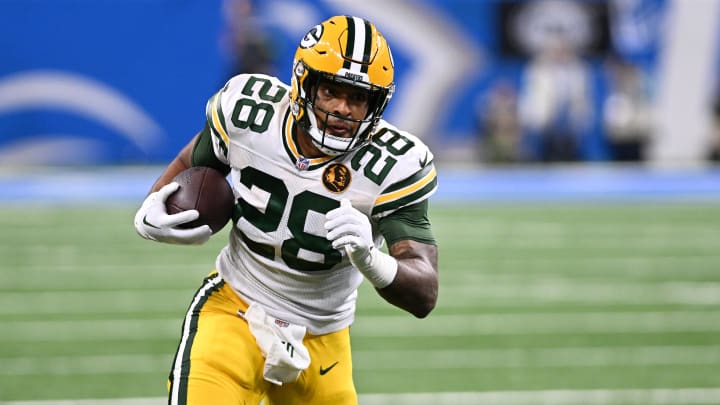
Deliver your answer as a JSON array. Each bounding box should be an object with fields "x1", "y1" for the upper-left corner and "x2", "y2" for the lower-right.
[{"x1": 165, "y1": 166, "x2": 235, "y2": 234}]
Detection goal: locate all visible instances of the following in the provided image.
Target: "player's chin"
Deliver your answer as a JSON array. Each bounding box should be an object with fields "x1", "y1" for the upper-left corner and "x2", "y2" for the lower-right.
[{"x1": 325, "y1": 128, "x2": 353, "y2": 139}]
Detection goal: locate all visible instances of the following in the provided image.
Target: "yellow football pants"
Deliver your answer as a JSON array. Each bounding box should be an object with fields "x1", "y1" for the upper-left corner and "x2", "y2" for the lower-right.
[{"x1": 167, "y1": 272, "x2": 357, "y2": 405}]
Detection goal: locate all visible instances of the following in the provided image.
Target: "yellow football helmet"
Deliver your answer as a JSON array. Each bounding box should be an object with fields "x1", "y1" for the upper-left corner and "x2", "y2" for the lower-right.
[{"x1": 290, "y1": 15, "x2": 395, "y2": 156}]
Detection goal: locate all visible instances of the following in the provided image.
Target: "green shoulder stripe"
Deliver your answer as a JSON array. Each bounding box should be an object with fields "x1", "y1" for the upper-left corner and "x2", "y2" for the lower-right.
[
  {"x1": 372, "y1": 176, "x2": 437, "y2": 216},
  {"x1": 372, "y1": 163, "x2": 438, "y2": 216},
  {"x1": 382, "y1": 162, "x2": 434, "y2": 194}
]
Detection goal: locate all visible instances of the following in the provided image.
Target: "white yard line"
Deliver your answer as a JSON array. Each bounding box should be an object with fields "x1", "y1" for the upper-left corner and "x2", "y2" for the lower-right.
[
  {"x1": 0, "y1": 290, "x2": 189, "y2": 315},
  {"x1": 0, "y1": 354, "x2": 170, "y2": 376},
  {"x1": 442, "y1": 255, "x2": 720, "y2": 273},
  {"x1": 360, "y1": 388, "x2": 720, "y2": 405},
  {"x1": 0, "y1": 400, "x2": 161, "y2": 405},
  {"x1": 1, "y1": 345, "x2": 718, "y2": 376},
  {"x1": 3, "y1": 389, "x2": 720, "y2": 405},
  {"x1": 3, "y1": 279, "x2": 720, "y2": 315},
  {"x1": 353, "y1": 345, "x2": 720, "y2": 370},
  {"x1": 3, "y1": 311, "x2": 720, "y2": 342},
  {"x1": 432, "y1": 280, "x2": 720, "y2": 306},
  {"x1": 351, "y1": 311, "x2": 720, "y2": 337}
]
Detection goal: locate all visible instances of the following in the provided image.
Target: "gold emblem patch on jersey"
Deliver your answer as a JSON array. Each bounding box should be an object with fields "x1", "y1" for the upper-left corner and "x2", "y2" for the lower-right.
[{"x1": 322, "y1": 163, "x2": 351, "y2": 193}]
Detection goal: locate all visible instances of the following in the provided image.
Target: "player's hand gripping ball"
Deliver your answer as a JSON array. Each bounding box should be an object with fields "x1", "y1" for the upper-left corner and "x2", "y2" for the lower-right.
[{"x1": 165, "y1": 167, "x2": 235, "y2": 234}]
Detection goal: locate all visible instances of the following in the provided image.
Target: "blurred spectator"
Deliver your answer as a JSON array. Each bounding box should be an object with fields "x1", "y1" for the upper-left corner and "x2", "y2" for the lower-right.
[
  {"x1": 475, "y1": 80, "x2": 524, "y2": 163},
  {"x1": 602, "y1": 55, "x2": 653, "y2": 161},
  {"x1": 518, "y1": 29, "x2": 593, "y2": 162},
  {"x1": 710, "y1": 94, "x2": 720, "y2": 162},
  {"x1": 221, "y1": 0, "x2": 276, "y2": 77}
]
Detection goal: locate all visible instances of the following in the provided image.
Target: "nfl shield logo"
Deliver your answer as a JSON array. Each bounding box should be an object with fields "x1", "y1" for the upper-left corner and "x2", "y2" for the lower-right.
[{"x1": 296, "y1": 157, "x2": 310, "y2": 171}]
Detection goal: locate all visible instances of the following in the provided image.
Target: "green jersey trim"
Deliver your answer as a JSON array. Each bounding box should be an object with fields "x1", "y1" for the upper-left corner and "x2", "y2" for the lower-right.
[{"x1": 372, "y1": 163, "x2": 438, "y2": 216}]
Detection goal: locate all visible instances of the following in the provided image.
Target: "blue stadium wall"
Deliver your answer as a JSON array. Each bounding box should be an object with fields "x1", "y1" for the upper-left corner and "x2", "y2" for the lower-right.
[{"x1": 0, "y1": 0, "x2": 671, "y2": 165}]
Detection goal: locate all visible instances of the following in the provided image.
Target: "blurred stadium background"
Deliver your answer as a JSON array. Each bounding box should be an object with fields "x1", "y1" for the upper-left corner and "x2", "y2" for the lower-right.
[{"x1": 1, "y1": 0, "x2": 720, "y2": 404}]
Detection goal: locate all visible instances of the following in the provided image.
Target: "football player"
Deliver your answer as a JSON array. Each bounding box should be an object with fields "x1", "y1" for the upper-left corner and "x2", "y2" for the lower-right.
[{"x1": 134, "y1": 15, "x2": 439, "y2": 405}]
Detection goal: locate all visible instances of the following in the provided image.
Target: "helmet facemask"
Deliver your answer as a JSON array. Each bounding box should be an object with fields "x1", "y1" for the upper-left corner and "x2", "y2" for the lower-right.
[{"x1": 292, "y1": 61, "x2": 393, "y2": 157}]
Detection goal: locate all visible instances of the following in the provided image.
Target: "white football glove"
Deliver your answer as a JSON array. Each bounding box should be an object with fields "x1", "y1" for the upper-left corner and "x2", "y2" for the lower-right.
[
  {"x1": 324, "y1": 199, "x2": 397, "y2": 288},
  {"x1": 133, "y1": 182, "x2": 212, "y2": 245}
]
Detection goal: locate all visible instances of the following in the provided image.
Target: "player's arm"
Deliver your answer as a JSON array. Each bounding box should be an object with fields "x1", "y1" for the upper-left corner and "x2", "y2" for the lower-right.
[
  {"x1": 147, "y1": 134, "x2": 197, "y2": 193},
  {"x1": 379, "y1": 240, "x2": 438, "y2": 318},
  {"x1": 134, "y1": 125, "x2": 229, "y2": 245},
  {"x1": 376, "y1": 202, "x2": 438, "y2": 318},
  {"x1": 149, "y1": 124, "x2": 230, "y2": 192}
]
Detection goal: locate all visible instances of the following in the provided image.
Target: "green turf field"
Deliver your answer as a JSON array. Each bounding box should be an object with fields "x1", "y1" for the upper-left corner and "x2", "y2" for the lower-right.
[{"x1": 1, "y1": 202, "x2": 719, "y2": 403}]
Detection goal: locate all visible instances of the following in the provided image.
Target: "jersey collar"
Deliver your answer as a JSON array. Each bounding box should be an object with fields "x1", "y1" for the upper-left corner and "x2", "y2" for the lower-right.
[{"x1": 282, "y1": 108, "x2": 337, "y2": 170}]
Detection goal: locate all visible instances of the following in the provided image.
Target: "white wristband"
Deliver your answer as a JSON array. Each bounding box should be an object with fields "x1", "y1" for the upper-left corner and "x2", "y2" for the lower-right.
[{"x1": 350, "y1": 247, "x2": 398, "y2": 289}]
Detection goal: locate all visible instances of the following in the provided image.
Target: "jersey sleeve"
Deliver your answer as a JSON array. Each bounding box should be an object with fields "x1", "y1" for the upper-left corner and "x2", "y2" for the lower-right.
[
  {"x1": 203, "y1": 79, "x2": 234, "y2": 165},
  {"x1": 378, "y1": 199, "x2": 436, "y2": 245},
  {"x1": 190, "y1": 123, "x2": 231, "y2": 175}
]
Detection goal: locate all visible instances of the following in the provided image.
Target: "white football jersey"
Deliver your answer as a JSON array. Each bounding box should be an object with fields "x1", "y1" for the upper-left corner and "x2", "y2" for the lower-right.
[{"x1": 204, "y1": 73, "x2": 437, "y2": 334}]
